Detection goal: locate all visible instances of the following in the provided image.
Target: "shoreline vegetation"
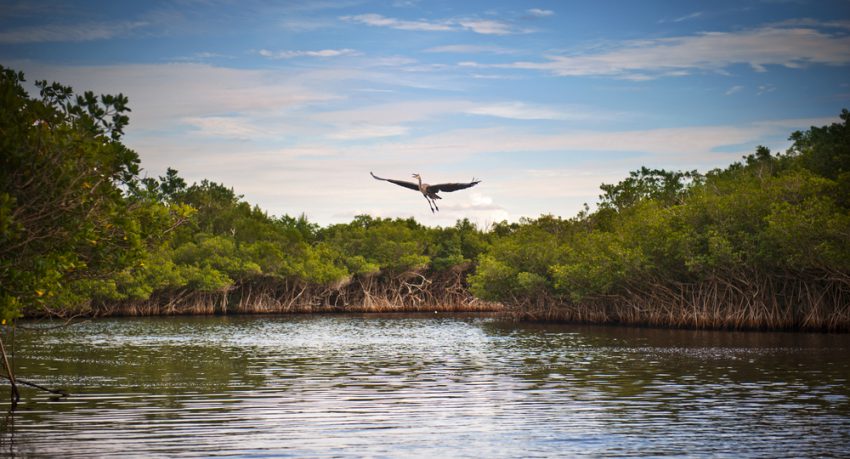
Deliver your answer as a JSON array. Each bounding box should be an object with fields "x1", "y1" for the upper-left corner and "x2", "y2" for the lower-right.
[
  {"x1": 98, "y1": 267, "x2": 501, "y2": 316},
  {"x1": 2, "y1": 67, "x2": 848, "y2": 331}
]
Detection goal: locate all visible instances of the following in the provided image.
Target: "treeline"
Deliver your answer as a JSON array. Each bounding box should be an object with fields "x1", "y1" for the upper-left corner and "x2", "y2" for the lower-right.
[
  {"x1": 470, "y1": 115, "x2": 850, "y2": 330},
  {"x1": 2, "y1": 67, "x2": 848, "y2": 329},
  {"x1": 99, "y1": 184, "x2": 496, "y2": 315},
  {"x1": 0, "y1": 66, "x2": 495, "y2": 320}
]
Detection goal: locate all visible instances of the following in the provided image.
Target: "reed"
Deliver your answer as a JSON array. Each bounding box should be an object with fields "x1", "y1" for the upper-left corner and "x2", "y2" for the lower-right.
[
  {"x1": 96, "y1": 289, "x2": 225, "y2": 316},
  {"x1": 90, "y1": 268, "x2": 502, "y2": 317},
  {"x1": 505, "y1": 274, "x2": 849, "y2": 331},
  {"x1": 59, "y1": 269, "x2": 850, "y2": 332}
]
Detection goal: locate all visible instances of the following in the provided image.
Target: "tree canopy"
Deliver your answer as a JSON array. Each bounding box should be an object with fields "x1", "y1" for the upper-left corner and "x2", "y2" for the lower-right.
[
  {"x1": 0, "y1": 67, "x2": 184, "y2": 320},
  {"x1": 470, "y1": 113, "x2": 850, "y2": 328},
  {"x1": 2, "y1": 66, "x2": 847, "y2": 329}
]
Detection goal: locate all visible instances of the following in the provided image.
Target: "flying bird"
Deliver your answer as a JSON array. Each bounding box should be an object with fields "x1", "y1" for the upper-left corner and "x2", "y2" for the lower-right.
[{"x1": 370, "y1": 172, "x2": 481, "y2": 213}]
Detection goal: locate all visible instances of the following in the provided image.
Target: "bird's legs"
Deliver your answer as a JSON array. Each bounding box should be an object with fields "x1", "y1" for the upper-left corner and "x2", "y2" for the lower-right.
[{"x1": 424, "y1": 195, "x2": 435, "y2": 213}]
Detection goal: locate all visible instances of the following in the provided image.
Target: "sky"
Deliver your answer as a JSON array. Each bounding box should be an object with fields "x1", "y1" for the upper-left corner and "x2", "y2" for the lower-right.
[{"x1": 2, "y1": 0, "x2": 849, "y2": 227}]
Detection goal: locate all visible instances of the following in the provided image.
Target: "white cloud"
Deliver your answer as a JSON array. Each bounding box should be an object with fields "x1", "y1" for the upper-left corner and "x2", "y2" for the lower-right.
[
  {"x1": 757, "y1": 84, "x2": 777, "y2": 95},
  {"x1": 170, "y1": 51, "x2": 236, "y2": 63},
  {"x1": 769, "y1": 18, "x2": 850, "y2": 30},
  {"x1": 425, "y1": 44, "x2": 516, "y2": 54},
  {"x1": 183, "y1": 116, "x2": 269, "y2": 140},
  {"x1": 364, "y1": 56, "x2": 419, "y2": 66},
  {"x1": 341, "y1": 13, "x2": 452, "y2": 31},
  {"x1": 279, "y1": 17, "x2": 334, "y2": 32},
  {"x1": 725, "y1": 85, "x2": 744, "y2": 95},
  {"x1": 194, "y1": 52, "x2": 229, "y2": 59},
  {"x1": 659, "y1": 11, "x2": 703, "y2": 24},
  {"x1": 464, "y1": 102, "x2": 567, "y2": 120},
  {"x1": 752, "y1": 116, "x2": 836, "y2": 128},
  {"x1": 435, "y1": 192, "x2": 511, "y2": 226},
  {"x1": 526, "y1": 8, "x2": 554, "y2": 18},
  {"x1": 519, "y1": 169, "x2": 619, "y2": 197},
  {"x1": 12, "y1": 62, "x2": 341, "y2": 132},
  {"x1": 147, "y1": 62, "x2": 435, "y2": 112},
  {"x1": 329, "y1": 124, "x2": 410, "y2": 140},
  {"x1": 313, "y1": 100, "x2": 471, "y2": 124},
  {"x1": 371, "y1": 120, "x2": 821, "y2": 164},
  {"x1": 462, "y1": 25, "x2": 850, "y2": 79},
  {"x1": 341, "y1": 13, "x2": 518, "y2": 35},
  {"x1": 258, "y1": 48, "x2": 360, "y2": 59},
  {"x1": 0, "y1": 21, "x2": 148, "y2": 43},
  {"x1": 674, "y1": 11, "x2": 703, "y2": 22},
  {"x1": 468, "y1": 73, "x2": 522, "y2": 80},
  {"x1": 456, "y1": 19, "x2": 514, "y2": 35},
  {"x1": 312, "y1": 99, "x2": 603, "y2": 125}
]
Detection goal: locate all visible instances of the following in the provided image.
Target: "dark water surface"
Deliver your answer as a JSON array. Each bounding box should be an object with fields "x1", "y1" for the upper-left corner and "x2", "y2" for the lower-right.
[{"x1": 1, "y1": 314, "x2": 849, "y2": 457}]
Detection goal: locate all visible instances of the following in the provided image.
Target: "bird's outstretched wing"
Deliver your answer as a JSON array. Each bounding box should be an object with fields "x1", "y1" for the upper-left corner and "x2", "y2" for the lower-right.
[
  {"x1": 429, "y1": 178, "x2": 482, "y2": 193},
  {"x1": 370, "y1": 172, "x2": 419, "y2": 191}
]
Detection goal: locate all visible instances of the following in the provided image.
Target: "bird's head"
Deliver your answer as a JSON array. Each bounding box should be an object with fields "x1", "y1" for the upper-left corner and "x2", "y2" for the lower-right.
[{"x1": 411, "y1": 173, "x2": 420, "y2": 179}]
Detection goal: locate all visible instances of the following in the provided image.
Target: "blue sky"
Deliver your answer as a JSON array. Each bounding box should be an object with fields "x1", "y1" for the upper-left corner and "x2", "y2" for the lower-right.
[{"x1": 2, "y1": 1, "x2": 849, "y2": 226}]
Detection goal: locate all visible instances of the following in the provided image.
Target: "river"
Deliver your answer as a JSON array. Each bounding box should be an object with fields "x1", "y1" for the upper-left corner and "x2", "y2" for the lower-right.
[{"x1": 1, "y1": 314, "x2": 849, "y2": 457}]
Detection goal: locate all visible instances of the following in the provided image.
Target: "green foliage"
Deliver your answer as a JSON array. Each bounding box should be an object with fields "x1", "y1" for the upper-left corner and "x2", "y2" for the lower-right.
[
  {"x1": 321, "y1": 216, "x2": 431, "y2": 273},
  {"x1": 472, "y1": 110, "x2": 850, "y2": 307},
  {"x1": 763, "y1": 194, "x2": 850, "y2": 272},
  {"x1": 468, "y1": 218, "x2": 566, "y2": 301},
  {"x1": 343, "y1": 255, "x2": 380, "y2": 277},
  {"x1": 599, "y1": 166, "x2": 701, "y2": 212},
  {"x1": 300, "y1": 243, "x2": 350, "y2": 285},
  {"x1": 469, "y1": 255, "x2": 517, "y2": 301},
  {"x1": 0, "y1": 66, "x2": 180, "y2": 320},
  {"x1": 788, "y1": 109, "x2": 850, "y2": 207},
  {"x1": 551, "y1": 231, "x2": 646, "y2": 302},
  {"x1": 182, "y1": 264, "x2": 233, "y2": 292},
  {"x1": 790, "y1": 109, "x2": 850, "y2": 180},
  {"x1": 427, "y1": 219, "x2": 489, "y2": 271}
]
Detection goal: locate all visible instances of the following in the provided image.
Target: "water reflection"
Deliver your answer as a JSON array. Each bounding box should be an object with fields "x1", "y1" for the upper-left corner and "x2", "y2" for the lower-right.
[{"x1": 2, "y1": 315, "x2": 849, "y2": 457}]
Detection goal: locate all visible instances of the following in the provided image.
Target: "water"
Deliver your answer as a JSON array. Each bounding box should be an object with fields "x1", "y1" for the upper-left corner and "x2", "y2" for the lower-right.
[{"x1": 1, "y1": 314, "x2": 849, "y2": 458}]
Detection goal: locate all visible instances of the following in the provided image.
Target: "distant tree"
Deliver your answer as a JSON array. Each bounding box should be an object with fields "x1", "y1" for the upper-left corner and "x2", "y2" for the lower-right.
[
  {"x1": 598, "y1": 166, "x2": 701, "y2": 212},
  {"x1": 158, "y1": 168, "x2": 188, "y2": 201}
]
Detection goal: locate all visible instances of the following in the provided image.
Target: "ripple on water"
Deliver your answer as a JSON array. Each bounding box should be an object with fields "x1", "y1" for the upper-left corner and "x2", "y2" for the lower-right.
[{"x1": 2, "y1": 315, "x2": 850, "y2": 458}]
